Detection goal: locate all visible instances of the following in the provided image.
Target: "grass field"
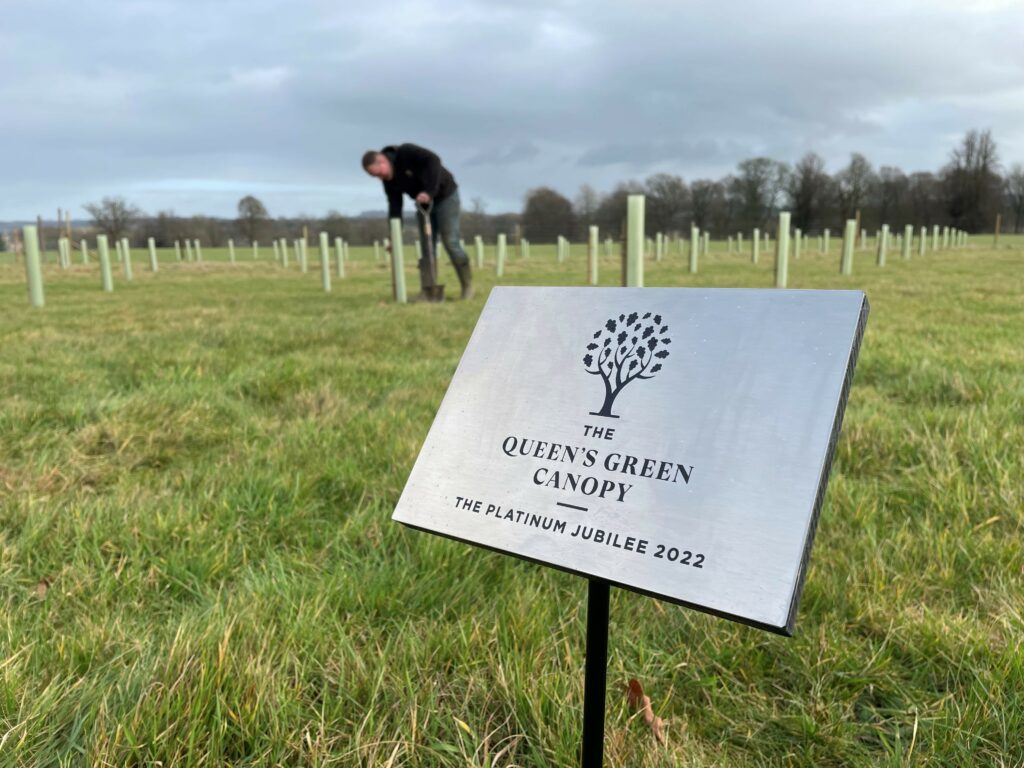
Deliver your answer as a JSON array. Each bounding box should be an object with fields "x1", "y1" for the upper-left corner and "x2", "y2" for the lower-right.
[{"x1": 1, "y1": 237, "x2": 1022, "y2": 766}]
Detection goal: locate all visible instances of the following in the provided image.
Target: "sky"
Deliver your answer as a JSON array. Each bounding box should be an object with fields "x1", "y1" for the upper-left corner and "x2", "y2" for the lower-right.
[{"x1": 2, "y1": 0, "x2": 1023, "y2": 220}]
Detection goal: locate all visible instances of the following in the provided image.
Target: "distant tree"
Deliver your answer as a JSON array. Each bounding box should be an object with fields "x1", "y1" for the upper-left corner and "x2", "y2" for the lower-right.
[
  {"x1": 786, "y1": 152, "x2": 831, "y2": 232},
  {"x1": 292, "y1": 213, "x2": 318, "y2": 241},
  {"x1": 190, "y1": 215, "x2": 225, "y2": 246},
  {"x1": 344, "y1": 216, "x2": 385, "y2": 245},
  {"x1": 643, "y1": 173, "x2": 689, "y2": 235},
  {"x1": 152, "y1": 210, "x2": 188, "y2": 247},
  {"x1": 320, "y1": 210, "x2": 350, "y2": 241},
  {"x1": 83, "y1": 196, "x2": 142, "y2": 243},
  {"x1": 593, "y1": 180, "x2": 644, "y2": 240},
  {"x1": 730, "y1": 158, "x2": 788, "y2": 231},
  {"x1": 715, "y1": 174, "x2": 739, "y2": 232},
  {"x1": 834, "y1": 153, "x2": 877, "y2": 223},
  {"x1": 1006, "y1": 163, "x2": 1024, "y2": 233},
  {"x1": 942, "y1": 129, "x2": 1001, "y2": 231},
  {"x1": 521, "y1": 187, "x2": 574, "y2": 242},
  {"x1": 237, "y1": 195, "x2": 269, "y2": 244},
  {"x1": 274, "y1": 215, "x2": 303, "y2": 240},
  {"x1": 907, "y1": 172, "x2": 939, "y2": 226},
  {"x1": 460, "y1": 198, "x2": 490, "y2": 239},
  {"x1": 877, "y1": 166, "x2": 909, "y2": 227},
  {"x1": 574, "y1": 184, "x2": 600, "y2": 236},
  {"x1": 490, "y1": 212, "x2": 521, "y2": 242},
  {"x1": 689, "y1": 179, "x2": 727, "y2": 231}
]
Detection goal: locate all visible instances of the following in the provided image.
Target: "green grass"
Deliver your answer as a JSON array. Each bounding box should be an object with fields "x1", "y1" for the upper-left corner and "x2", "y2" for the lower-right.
[{"x1": 1, "y1": 238, "x2": 1022, "y2": 766}]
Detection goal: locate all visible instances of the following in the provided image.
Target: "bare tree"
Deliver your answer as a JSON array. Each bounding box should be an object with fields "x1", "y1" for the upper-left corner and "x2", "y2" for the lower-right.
[
  {"x1": 907, "y1": 172, "x2": 939, "y2": 226},
  {"x1": 834, "y1": 153, "x2": 876, "y2": 223},
  {"x1": 690, "y1": 179, "x2": 727, "y2": 231},
  {"x1": 461, "y1": 198, "x2": 489, "y2": 239},
  {"x1": 786, "y1": 152, "x2": 831, "y2": 233},
  {"x1": 877, "y1": 166, "x2": 909, "y2": 226},
  {"x1": 943, "y1": 129, "x2": 1001, "y2": 231},
  {"x1": 593, "y1": 181, "x2": 644, "y2": 239},
  {"x1": 730, "y1": 158, "x2": 788, "y2": 231},
  {"x1": 151, "y1": 210, "x2": 190, "y2": 247},
  {"x1": 190, "y1": 215, "x2": 225, "y2": 246},
  {"x1": 574, "y1": 184, "x2": 599, "y2": 219},
  {"x1": 1006, "y1": 163, "x2": 1024, "y2": 233},
  {"x1": 237, "y1": 195, "x2": 270, "y2": 244},
  {"x1": 643, "y1": 173, "x2": 689, "y2": 235},
  {"x1": 320, "y1": 210, "x2": 350, "y2": 240},
  {"x1": 83, "y1": 196, "x2": 142, "y2": 243}
]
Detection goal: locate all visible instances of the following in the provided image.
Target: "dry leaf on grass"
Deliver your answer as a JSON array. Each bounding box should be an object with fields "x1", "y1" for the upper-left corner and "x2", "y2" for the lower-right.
[
  {"x1": 626, "y1": 678, "x2": 667, "y2": 744},
  {"x1": 34, "y1": 579, "x2": 49, "y2": 599}
]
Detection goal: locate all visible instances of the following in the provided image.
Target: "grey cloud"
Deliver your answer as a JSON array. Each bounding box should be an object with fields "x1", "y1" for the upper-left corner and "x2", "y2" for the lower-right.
[
  {"x1": 578, "y1": 139, "x2": 747, "y2": 169},
  {"x1": 465, "y1": 142, "x2": 541, "y2": 166},
  {"x1": 2, "y1": 0, "x2": 1023, "y2": 219}
]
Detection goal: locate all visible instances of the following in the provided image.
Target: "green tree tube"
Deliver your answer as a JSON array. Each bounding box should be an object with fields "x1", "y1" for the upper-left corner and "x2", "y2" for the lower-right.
[
  {"x1": 319, "y1": 231, "x2": 331, "y2": 292},
  {"x1": 625, "y1": 195, "x2": 644, "y2": 287},
  {"x1": 775, "y1": 212, "x2": 790, "y2": 288},
  {"x1": 97, "y1": 234, "x2": 114, "y2": 292},
  {"x1": 389, "y1": 218, "x2": 407, "y2": 303},
  {"x1": 23, "y1": 225, "x2": 45, "y2": 307}
]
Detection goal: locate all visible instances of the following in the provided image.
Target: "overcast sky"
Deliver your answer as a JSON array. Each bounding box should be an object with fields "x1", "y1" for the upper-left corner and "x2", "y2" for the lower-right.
[{"x1": 2, "y1": 0, "x2": 1023, "y2": 220}]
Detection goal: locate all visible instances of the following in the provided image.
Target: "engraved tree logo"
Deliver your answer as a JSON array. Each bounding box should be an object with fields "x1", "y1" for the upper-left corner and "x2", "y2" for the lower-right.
[{"x1": 583, "y1": 311, "x2": 671, "y2": 418}]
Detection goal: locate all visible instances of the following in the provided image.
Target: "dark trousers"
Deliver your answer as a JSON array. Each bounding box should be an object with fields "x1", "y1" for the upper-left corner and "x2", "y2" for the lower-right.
[{"x1": 416, "y1": 189, "x2": 470, "y2": 269}]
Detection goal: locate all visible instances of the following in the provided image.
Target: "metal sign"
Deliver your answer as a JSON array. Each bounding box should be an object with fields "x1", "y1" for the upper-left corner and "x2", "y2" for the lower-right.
[{"x1": 393, "y1": 287, "x2": 868, "y2": 635}]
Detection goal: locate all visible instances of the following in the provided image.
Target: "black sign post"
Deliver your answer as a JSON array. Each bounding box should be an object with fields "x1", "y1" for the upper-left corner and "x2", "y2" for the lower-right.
[{"x1": 582, "y1": 578, "x2": 610, "y2": 768}]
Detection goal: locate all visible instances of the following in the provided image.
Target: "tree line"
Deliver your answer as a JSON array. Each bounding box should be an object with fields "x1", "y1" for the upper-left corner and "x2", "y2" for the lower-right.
[
  {"x1": 522, "y1": 129, "x2": 1024, "y2": 241},
  {"x1": 24, "y1": 127, "x2": 1022, "y2": 252}
]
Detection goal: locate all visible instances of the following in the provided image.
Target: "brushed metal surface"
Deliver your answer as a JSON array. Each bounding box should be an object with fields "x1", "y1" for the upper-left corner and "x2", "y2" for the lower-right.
[{"x1": 393, "y1": 287, "x2": 868, "y2": 635}]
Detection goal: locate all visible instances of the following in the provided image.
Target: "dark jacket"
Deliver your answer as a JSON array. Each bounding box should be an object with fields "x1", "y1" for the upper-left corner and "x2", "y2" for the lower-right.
[{"x1": 381, "y1": 143, "x2": 458, "y2": 218}]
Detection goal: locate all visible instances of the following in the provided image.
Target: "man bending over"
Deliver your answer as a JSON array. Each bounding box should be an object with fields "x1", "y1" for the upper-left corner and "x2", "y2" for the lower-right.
[{"x1": 362, "y1": 143, "x2": 474, "y2": 300}]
